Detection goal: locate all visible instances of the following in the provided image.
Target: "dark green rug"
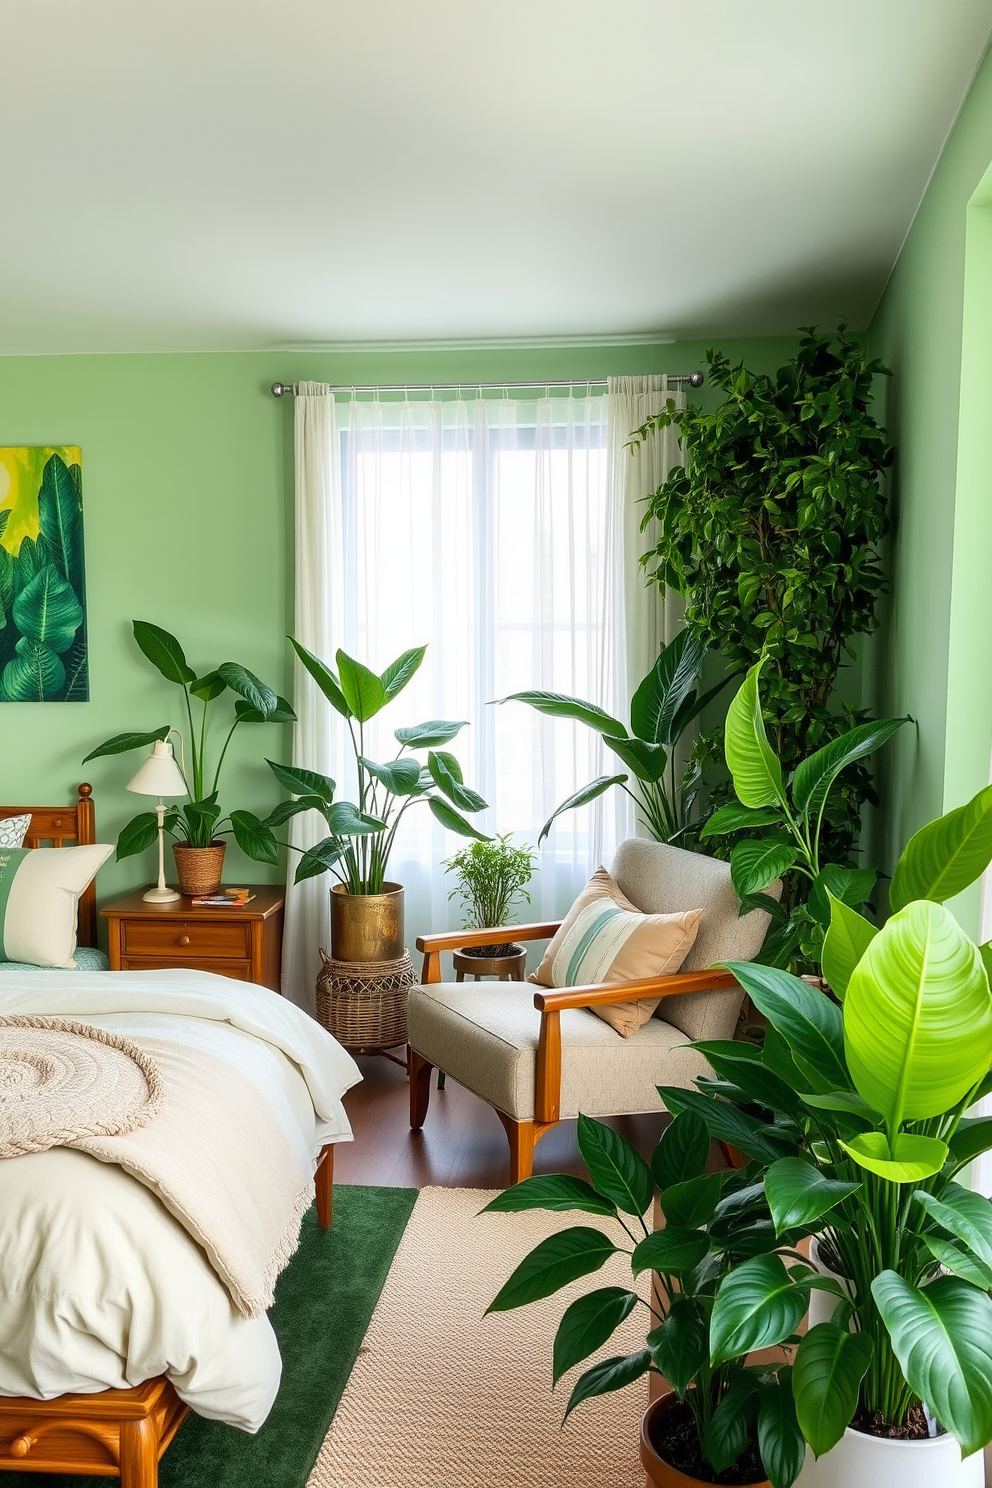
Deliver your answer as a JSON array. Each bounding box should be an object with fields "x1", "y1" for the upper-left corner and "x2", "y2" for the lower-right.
[{"x1": 3, "y1": 1184, "x2": 417, "y2": 1488}]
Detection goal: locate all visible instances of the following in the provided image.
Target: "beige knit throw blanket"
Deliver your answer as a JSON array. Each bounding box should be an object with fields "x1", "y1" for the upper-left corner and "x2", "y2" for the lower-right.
[{"x1": 71, "y1": 1034, "x2": 312, "y2": 1319}]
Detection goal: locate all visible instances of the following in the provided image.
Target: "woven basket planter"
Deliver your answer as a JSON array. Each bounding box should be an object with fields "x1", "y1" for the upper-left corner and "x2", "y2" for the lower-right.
[{"x1": 316, "y1": 949, "x2": 414, "y2": 1052}]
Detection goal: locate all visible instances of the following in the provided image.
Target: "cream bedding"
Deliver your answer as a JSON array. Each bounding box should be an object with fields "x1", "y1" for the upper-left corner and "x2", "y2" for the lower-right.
[{"x1": 0, "y1": 968, "x2": 362, "y2": 1431}]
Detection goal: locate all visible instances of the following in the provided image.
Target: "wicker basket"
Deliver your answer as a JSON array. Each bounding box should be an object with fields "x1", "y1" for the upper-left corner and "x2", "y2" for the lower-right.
[{"x1": 315, "y1": 948, "x2": 414, "y2": 1052}]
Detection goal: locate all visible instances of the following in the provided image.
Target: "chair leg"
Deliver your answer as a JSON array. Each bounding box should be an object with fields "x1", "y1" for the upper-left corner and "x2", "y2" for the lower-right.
[
  {"x1": 437, "y1": 1070, "x2": 446, "y2": 1090},
  {"x1": 496, "y1": 1111, "x2": 538, "y2": 1184},
  {"x1": 409, "y1": 1049, "x2": 434, "y2": 1130},
  {"x1": 315, "y1": 1143, "x2": 333, "y2": 1229}
]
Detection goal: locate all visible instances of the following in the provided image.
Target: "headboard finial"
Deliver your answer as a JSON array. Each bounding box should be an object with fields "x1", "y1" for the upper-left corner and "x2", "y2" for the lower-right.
[{"x1": 77, "y1": 783, "x2": 93, "y2": 799}]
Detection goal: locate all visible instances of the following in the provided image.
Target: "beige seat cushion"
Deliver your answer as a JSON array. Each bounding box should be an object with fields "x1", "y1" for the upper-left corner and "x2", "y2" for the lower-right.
[{"x1": 408, "y1": 981, "x2": 715, "y2": 1122}]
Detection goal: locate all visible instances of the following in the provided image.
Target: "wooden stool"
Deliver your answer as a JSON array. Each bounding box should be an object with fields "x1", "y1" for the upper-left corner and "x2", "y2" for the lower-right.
[{"x1": 438, "y1": 946, "x2": 528, "y2": 1089}]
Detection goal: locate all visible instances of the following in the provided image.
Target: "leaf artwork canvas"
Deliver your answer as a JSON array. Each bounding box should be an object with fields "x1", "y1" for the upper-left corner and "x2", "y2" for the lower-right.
[{"x1": 0, "y1": 448, "x2": 88, "y2": 702}]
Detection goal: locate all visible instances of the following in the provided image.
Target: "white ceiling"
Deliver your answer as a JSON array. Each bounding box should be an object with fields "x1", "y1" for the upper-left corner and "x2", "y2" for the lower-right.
[{"x1": 1, "y1": 0, "x2": 991, "y2": 355}]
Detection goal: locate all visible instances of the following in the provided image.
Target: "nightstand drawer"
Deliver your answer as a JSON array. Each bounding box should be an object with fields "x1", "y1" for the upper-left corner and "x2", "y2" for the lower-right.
[
  {"x1": 122, "y1": 956, "x2": 253, "y2": 981},
  {"x1": 121, "y1": 919, "x2": 251, "y2": 960}
]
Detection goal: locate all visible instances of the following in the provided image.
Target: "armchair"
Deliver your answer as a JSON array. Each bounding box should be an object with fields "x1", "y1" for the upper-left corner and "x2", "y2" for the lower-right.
[{"x1": 407, "y1": 839, "x2": 780, "y2": 1183}]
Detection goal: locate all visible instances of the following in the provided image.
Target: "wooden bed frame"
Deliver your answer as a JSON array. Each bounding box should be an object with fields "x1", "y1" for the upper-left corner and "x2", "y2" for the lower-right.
[{"x1": 0, "y1": 787, "x2": 335, "y2": 1487}]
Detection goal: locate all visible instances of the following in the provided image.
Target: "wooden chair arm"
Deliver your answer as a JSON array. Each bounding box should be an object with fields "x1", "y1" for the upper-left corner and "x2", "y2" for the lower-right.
[
  {"x1": 417, "y1": 922, "x2": 561, "y2": 983},
  {"x1": 533, "y1": 969, "x2": 738, "y2": 1124}
]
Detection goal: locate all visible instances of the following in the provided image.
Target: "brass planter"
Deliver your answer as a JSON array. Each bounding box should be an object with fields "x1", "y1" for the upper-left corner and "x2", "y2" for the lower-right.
[
  {"x1": 173, "y1": 841, "x2": 226, "y2": 896},
  {"x1": 330, "y1": 882, "x2": 405, "y2": 963}
]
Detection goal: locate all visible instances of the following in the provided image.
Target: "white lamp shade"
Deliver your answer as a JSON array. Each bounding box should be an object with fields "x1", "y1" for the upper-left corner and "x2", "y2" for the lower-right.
[{"x1": 126, "y1": 740, "x2": 187, "y2": 797}]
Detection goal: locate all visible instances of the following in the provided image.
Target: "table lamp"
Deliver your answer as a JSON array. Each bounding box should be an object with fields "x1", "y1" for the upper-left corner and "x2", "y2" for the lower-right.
[{"x1": 126, "y1": 739, "x2": 188, "y2": 903}]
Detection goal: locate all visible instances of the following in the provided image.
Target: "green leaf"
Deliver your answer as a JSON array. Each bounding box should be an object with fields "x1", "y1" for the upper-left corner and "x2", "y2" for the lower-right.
[
  {"x1": 553, "y1": 1287, "x2": 639, "y2": 1386},
  {"x1": 576, "y1": 1114, "x2": 653, "y2": 1216},
  {"x1": 843, "y1": 900, "x2": 992, "y2": 1131},
  {"x1": 793, "y1": 1324, "x2": 872, "y2": 1459},
  {"x1": 758, "y1": 1369, "x2": 806, "y2": 1488},
  {"x1": 499, "y1": 690, "x2": 627, "y2": 738},
  {"x1": 661, "y1": 1173, "x2": 724, "y2": 1230},
  {"x1": 890, "y1": 784, "x2": 992, "y2": 912},
  {"x1": 807, "y1": 865, "x2": 876, "y2": 926},
  {"x1": 710, "y1": 1255, "x2": 810, "y2": 1365},
  {"x1": 1, "y1": 638, "x2": 65, "y2": 700},
  {"x1": 701, "y1": 803, "x2": 786, "y2": 838},
  {"x1": 132, "y1": 620, "x2": 195, "y2": 685},
  {"x1": 704, "y1": 1381, "x2": 759, "y2": 1475},
  {"x1": 839, "y1": 1130, "x2": 948, "y2": 1183},
  {"x1": 871, "y1": 1271, "x2": 992, "y2": 1457},
  {"x1": 480, "y1": 1175, "x2": 617, "y2": 1217},
  {"x1": 323, "y1": 802, "x2": 386, "y2": 836},
  {"x1": 360, "y1": 757, "x2": 423, "y2": 796},
  {"x1": 651, "y1": 1110, "x2": 711, "y2": 1189},
  {"x1": 658, "y1": 1085, "x2": 798, "y2": 1166},
  {"x1": 263, "y1": 798, "x2": 312, "y2": 828},
  {"x1": 380, "y1": 645, "x2": 426, "y2": 700},
  {"x1": 486, "y1": 1228, "x2": 618, "y2": 1313},
  {"x1": 394, "y1": 718, "x2": 469, "y2": 748},
  {"x1": 923, "y1": 1236, "x2": 992, "y2": 1290},
  {"x1": 537, "y1": 774, "x2": 628, "y2": 844},
  {"x1": 629, "y1": 630, "x2": 706, "y2": 745},
  {"x1": 13, "y1": 565, "x2": 83, "y2": 654},
  {"x1": 189, "y1": 670, "x2": 227, "y2": 701},
  {"x1": 37, "y1": 453, "x2": 82, "y2": 590},
  {"x1": 236, "y1": 693, "x2": 296, "y2": 724},
  {"x1": 605, "y1": 735, "x2": 668, "y2": 783},
  {"x1": 821, "y1": 894, "x2": 877, "y2": 999},
  {"x1": 293, "y1": 838, "x2": 345, "y2": 882},
  {"x1": 730, "y1": 839, "x2": 797, "y2": 898},
  {"x1": 217, "y1": 662, "x2": 277, "y2": 719},
  {"x1": 427, "y1": 751, "x2": 487, "y2": 812},
  {"x1": 948, "y1": 1117, "x2": 992, "y2": 1169},
  {"x1": 115, "y1": 811, "x2": 160, "y2": 860},
  {"x1": 791, "y1": 717, "x2": 907, "y2": 821},
  {"x1": 267, "y1": 760, "x2": 336, "y2": 803},
  {"x1": 737, "y1": 891, "x2": 789, "y2": 925},
  {"x1": 722, "y1": 962, "x2": 849, "y2": 1095},
  {"x1": 913, "y1": 1187, "x2": 992, "y2": 1271},
  {"x1": 631, "y1": 1228, "x2": 710, "y2": 1277},
  {"x1": 764, "y1": 1158, "x2": 859, "y2": 1235},
  {"x1": 336, "y1": 650, "x2": 388, "y2": 721},
  {"x1": 289, "y1": 637, "x2": 350, "y2": 717},
  {"x1": 562, "y1": 1350, "x2": 652, "y2": 1422},
  {"x1": 724, "y1": 661, "x2": 786, "y2": 810},
  {"x1": 691, "y1": 1040, "x2": 800, "y2": 1117},
  {"x1": 82, "y1": 726, "x2": 172, "y2": 764},
  {"x1": 230, "y1": 810, "x2": 279, "y2": 864},
  {"x1": 649, "y1": 1296, "x2": 707, "y2": 1396},
  {"x1": 428, "y1": 795, "x2": 490, "y2": 840}
]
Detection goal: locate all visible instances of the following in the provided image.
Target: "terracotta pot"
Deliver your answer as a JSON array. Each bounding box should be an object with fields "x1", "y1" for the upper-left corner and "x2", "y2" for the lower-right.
[
  {"x1": 172, "y1": 841, "x2": 226, "y2": 896},
  {"x1": 640, "y1": 1392, "x2": 770, "y2": 1488},
  {"x1": 330, "y1": 882, "x2": 404, "y2": 963}
]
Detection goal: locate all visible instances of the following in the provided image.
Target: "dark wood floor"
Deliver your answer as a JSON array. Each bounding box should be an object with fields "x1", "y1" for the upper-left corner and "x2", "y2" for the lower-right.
[{"x1": 333, "y1": 1050, "x2": 672, "y2": 1190}]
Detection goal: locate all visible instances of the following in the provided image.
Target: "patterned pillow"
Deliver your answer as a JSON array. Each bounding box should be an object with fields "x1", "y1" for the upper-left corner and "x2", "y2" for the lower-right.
[
  {"x1": 0, "y1": 844, "x2": 112, "y2": 967},
  {"x1": 0, "y1": 815, "x2": 30, "y2": 849},
  {"x1": 530, "y1": 867, "x2": 704, "y2": 1037}
]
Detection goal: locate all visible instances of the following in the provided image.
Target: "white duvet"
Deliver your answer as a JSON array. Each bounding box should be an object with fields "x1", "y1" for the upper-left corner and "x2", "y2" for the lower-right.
[{"x1": 0, "y1": 969, "x2": 362, "y2": 1430}]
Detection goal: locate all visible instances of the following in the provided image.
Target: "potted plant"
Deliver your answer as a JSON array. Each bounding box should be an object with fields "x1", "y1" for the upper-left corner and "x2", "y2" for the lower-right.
[
  {"x1": 499, "y1": 629, "x2": 734, "y2": 845},
  {"x1": 268, "y1": 638, "x2": 489, "y2": 963},
  {"x1": 483, "y1": 1112, "x2": 820, "y2": 1487},
  {"x1": 442, "y1": 833, "x2": 537, "y2": 977},
  {"x1": 84, "y1": 621, "x2": 287, "y2": 894}
]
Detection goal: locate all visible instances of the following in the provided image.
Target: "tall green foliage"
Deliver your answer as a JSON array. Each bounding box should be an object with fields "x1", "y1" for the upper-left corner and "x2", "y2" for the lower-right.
[{"x1": 633, "y1": 327, "x2": 892, "y2": 860}]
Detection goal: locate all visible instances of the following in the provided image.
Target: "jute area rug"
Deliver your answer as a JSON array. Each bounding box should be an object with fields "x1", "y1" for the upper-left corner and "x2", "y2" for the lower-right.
[{"x1": 309, "y1": 1185, "x2": 649, "y2": 1488}]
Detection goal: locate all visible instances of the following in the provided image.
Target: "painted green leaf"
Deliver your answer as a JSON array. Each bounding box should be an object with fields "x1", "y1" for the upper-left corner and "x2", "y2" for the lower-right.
[
  {"x1": 839, "y1": 1130, "x2": 948, "y2": 1183},
  {"x1": 0, "y1": 546, "x2": 14, "y2": 619},
  {"x1": 563, "y1": 1350, "x2": 652, "y2": 1422},
  {"x1": 83, "y1": 726, "x2": 171, "y2": 764},
  {"x1": 1, "y1": 637, "x2": 65, "y2": 700},
  {"x1": 486, "y1": 1227, "x2": 618, "y2": 1312},
  {"x1": 428, "y1": 750, "x2": 486, "y2": 812},
  {"x1": 394, "y1": 718, "x2": 469, "y2": 748},
  {"x1": 13, "y1": 565, "x2": 82, "y2": 654},
  {"x1": 821, "y1": 893, "x2": 877, "y2": 999},
  {"x1": 37, "y1": 453, "x2": 83, "y2": 590},
  {"x1": 14, "y1": 535, "x2": 41, "y2": 593},
  {"x1": 890, "y1": 784, "x2": 992, "y2": 911},
  {"x1": 629, "y1": 629, "x2": 706, "y2": 745},
  {"x1": 62, "y1": 631, "x2": 88, "y2": 702},
  {"x1": 701, "y1": 802, "x2": 786, "y2": 838},
  {"x1": 479, "y1": 1175, "x2": 616, "y2": 1218},
  {"x1": 576, "y1": 1113, "x2": 653, "y2": 1216},
  {"x1": 537, "y1": 774, "x2": 628, "y2": 844},
  {"x1": 631, "y1": 1227, "x2": 710, "y2": 1277},
  {"x1": 499, "y1": 689, "x2": 627, "y2": 738},
  {"x1": 217, "y1": 662, "x2": 277, "y2": 718},
  {"x1": 267, "y1": 760, "x2": 335, "y2": 802},
  {"x1": 764, "y1": 1158, "x2": 859, "y2": 1235},
  {"x1": 427, "y1": 795, "x2": 489, "y2": 840},
  {"x1": 793, "y1": 1324, "x2": 872, "y2": 1459},
  {"x1": 710, "y1": 1254, "x2": 810, "y2": 1364},
  {"x1": 380, "y1": 645, "x2": 426, "y2": 700},
  {"x1": 730, "y1": 838, "x2": 797, "y2": 898},
  {"x1": 724, "y1": 661, "x2": 786, "y2": 809},
  {"x1": 790, "y1": 717, "x2": 907, "y2": 821},
  {"x1": 132, "y1": 620, "x2": 195, "y2": 685},
  {"x1": 843, "y1": 900, "x2": 992, "y2": 1129},
  {"x1": 289, "y1": 637, "x2": 349, "y2": 717},
  {"x1": 650, "y1": 1110, "x2": 710, "y2": 1189},
  {"x1": 553, "y1": 1287, "x2": 640, "y2": 1385},
  {"x1": 872, "y1": 1272, "x2": 992, "y2": 1457},
  {"x1": 649, "y1": 1296, "x2": 708, "y2": 1396}
]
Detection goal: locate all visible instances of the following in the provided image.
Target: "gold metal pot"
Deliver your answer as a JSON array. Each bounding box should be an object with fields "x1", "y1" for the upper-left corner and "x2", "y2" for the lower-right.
[
  {"x1": 330, "y1": 882, "x2": 405, "y2": 963},
  {"x1": 173, "y1": 842, "x2": 227, "y2": 896}
]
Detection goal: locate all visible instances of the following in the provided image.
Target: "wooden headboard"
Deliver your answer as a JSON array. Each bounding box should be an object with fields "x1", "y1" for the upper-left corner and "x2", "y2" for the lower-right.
[{"x1": 0, "y1": 784, "x2": 98, "y2": 947}]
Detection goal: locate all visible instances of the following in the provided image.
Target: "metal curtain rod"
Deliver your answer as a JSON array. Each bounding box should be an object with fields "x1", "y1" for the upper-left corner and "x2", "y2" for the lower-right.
[{"x1": 270, "y1": 372, "x2": 704, "y2": 397}]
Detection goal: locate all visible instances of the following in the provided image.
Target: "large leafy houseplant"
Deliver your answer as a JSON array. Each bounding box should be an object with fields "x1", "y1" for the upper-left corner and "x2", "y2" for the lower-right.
[
  {"x1": 702, "y1": 660, "x2": 906, "y2": 971},
  {"x1": 268, "y1": 638, "x2": 489, "y2": 892},
  {"x1": 499, "y1": 629, "x2": 733, "y2": 845},
  {"x1": 483, "y1": 1114, "x2": 822, "y2": 1488},
  {"x1": 83, "y1": 621, "x2": 288, "y2": 864},
  {"x1": 633, "y1": 328, "x2": 892, "y2": 864}
]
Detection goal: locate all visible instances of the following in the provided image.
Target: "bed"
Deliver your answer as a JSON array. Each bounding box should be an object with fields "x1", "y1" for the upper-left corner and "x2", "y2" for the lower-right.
[{"x1": 0, "y1": 789, "x2": 361, "y2": 1488}]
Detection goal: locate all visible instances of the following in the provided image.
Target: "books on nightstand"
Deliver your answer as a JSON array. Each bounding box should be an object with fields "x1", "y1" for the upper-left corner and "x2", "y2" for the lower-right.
[{"x1": 189, "y1": 887, "x2": 256, "y2": 908}]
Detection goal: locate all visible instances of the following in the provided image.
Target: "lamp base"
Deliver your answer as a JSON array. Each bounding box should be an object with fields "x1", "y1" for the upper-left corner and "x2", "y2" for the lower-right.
[{"x1": 142, "y1": 885, "x2": 181, "y2": 904}]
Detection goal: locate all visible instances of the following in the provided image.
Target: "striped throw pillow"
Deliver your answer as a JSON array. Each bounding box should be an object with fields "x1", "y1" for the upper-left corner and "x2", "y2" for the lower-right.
[{"x1": 531, "y1": 867, "x2": 703, "y2": 1036}]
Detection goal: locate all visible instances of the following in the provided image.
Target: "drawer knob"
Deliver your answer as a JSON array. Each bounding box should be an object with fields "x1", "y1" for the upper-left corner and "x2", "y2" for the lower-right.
[
  {"x1": 11, "y1": 1434, "x2": 35, "y2": 1457},
  {"x1": 178, "y1": 934, "x2": 191, "y2": 946}
]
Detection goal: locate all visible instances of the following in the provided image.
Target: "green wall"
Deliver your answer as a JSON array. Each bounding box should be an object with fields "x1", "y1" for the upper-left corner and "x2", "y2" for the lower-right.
[
  {"x1": 868, "y1": 37, "x2": 992, "y2": 932},
  {"x1": 0, "y1": 335, "x2": 798, "y2": 924}
]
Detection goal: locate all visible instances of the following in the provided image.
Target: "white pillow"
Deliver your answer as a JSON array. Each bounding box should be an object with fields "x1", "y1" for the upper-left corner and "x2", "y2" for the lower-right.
[
  {"x1": 0, "y1": 844, "x2": 112, "y2": 967},
  {"x1": 0, "y1": 815, "x2": 30, "y2": 849}
]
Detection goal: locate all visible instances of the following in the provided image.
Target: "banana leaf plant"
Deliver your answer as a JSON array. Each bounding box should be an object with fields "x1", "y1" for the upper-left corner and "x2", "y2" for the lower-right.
[
  {"x1": 672, "y1": 784, "x2": 992, "y2": 1466},
  {"x1": 701, "y1": 659, "x2": 908, "y2": 970},
  {"x1": 482, "y1": 1113, "x2": 822, "y2": 1488},
  {"x1": 498, "y1": 630, "x2": 734, "y2": 844},
  {"x1": 83, "y1": 621, "x2": 290, "y2": 862},
  {"x1": 267, "y1": 638, "x2": 489, "y2": 893}
]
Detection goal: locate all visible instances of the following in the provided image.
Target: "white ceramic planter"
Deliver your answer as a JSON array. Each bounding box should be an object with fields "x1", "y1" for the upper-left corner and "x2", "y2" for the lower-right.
[
  {"x1": 806, "y1": 1235, "x2": 852, "y2": 1329},
  {"x1": 795, "y1": 1425, "x2": 983, "y2": 1488}
]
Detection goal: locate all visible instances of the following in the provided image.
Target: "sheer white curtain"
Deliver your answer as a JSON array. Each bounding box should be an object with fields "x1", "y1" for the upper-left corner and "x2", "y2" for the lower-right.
[{"x1": 283, "y1": 388, "x2": 636, "y2": 1007}]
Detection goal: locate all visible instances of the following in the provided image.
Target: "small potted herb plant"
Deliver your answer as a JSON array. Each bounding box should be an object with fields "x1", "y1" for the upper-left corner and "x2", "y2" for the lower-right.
[{"x1": 443, "y1": 833, "x2": 537, "y2": 978}]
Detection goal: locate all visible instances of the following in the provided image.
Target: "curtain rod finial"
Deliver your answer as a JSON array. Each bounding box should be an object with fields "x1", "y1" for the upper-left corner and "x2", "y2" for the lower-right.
[
  {"x1": 271, "y1": 381, "x2": 293, "y2": 398},
  {"x1": 688, "y1": 371, "x2": 704, "y2": 388}
]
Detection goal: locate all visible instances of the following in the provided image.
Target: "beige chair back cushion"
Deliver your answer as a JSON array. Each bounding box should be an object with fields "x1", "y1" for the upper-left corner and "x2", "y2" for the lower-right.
[{"x1": 609, "y1": 839, "x2": 781, "y2": 1043}]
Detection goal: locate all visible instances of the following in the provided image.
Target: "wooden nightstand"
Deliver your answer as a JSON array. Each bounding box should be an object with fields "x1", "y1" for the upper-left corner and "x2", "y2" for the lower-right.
[{"x1": 101, "y1": 886, "x2": 285, "y2": 992}]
